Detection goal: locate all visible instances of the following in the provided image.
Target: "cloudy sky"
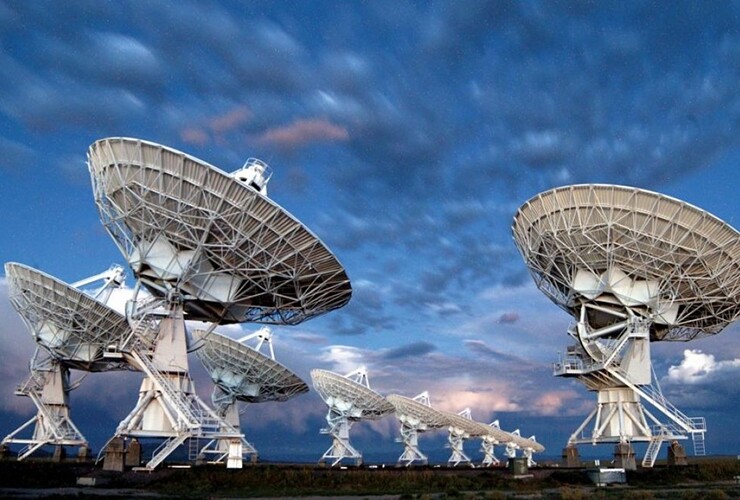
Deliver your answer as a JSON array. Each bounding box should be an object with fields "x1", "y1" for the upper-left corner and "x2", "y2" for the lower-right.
[{"x1": 1, "y1": 1, "x2": 739, "y2": 463}]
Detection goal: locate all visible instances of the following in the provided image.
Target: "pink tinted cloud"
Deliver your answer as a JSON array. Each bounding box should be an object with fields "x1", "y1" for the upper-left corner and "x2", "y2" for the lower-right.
[
  {"x1": 180, "y1": 105, "x2": 252, "y2": 146},
  {"x1": 209, "y1": 106, "x2": 251, "y2": 134},
  {"x1": 531, "y1": 390, "x2": 581, "y2": 416},
  {"x1": 180, "y1": 127, "x2": 209, "y2": 146},
  {"x1": 257, "y1": 118, "x2": 349, "y2": 148}
]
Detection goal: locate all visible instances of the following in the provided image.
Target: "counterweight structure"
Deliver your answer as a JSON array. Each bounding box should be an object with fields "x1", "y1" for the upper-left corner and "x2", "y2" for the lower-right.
[
  {"x1": 87, "y1": 137, "x2": 352, "y2": 470},
  {"x1": 311, "y1": 367, "x2": 394, "y2": 466},
  {"x1": 2, "y1": 263, "x2": 133, "y2": 460},
  {"x1": 513, "y1": 184, "x2": 740, "y2": 468}
]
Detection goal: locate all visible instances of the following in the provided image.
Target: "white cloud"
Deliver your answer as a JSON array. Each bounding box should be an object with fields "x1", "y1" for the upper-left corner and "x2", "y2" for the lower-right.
[
  {"x1": 666, "y1": 349, "x2": 740, "y2": 384},
  {"x1": 318, "y1": 345, "x2": 366, "y2": 375}
]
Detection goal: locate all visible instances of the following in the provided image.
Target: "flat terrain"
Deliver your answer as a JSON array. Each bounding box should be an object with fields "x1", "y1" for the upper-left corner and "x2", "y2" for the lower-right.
[{"x1": 0, "y1": 457, "x2": 739, "y2": 499}]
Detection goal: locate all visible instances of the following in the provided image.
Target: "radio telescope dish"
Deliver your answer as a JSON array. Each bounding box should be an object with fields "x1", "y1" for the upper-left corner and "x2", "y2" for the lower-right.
[
  {"x1": 2, "y1": 263, "x2": 133, "y2": 461},
  {"x1": 87, "y1": 137, "x2": 352, "y2": 470},
  {"x1": 311, "y1": 367, "x2": 395, "y2": 466},
  {"x1": 194, "y1": 328, "x2": 308, "y2": 404},
  {"x1": 4, "y1": 263, "x2": 131, "y2": 372},
  {"x1": 387, "y1": 392, "x2": 450, "y2": 466},
  {"x1": 513, "y1": 184, "x2": 740, "y2": 469},
  {"x1": 87, "y1": 137, "x2": 352, "y2": 325},
  {"x1": 192, "y1": 327, "x2": 308, "y2": 464}
]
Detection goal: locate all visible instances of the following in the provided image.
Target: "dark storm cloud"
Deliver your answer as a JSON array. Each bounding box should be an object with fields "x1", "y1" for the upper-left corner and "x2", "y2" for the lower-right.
[
  {"x1": 381, "y1": 341, "x2": 436, "y2": 361},
  {"x1": 0, "y1": 279, "x2": 38, "y2": 414},
  {"x1": 464, "y1": 339, "x2": 518, "y2": 363}
]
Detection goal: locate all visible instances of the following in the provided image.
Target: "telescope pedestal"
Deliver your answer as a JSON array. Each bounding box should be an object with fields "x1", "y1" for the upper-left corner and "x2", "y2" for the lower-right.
[
  {"x1": 319, "y1": 410, "x2": 361, "y2": 466},
  {"x1": 561, "y1": 445, "x2": 580, "y2": 467},
  {"x1": 115, "y1": 312, "x2": 245, "y2": 470},
  {"x1": 447, "y1": 427, "x2": 472, "y2": 467},
  {"x1": 396, "y1": 421, "x2": 428, "y2": 467},
  {"x1": 2, "y1": 357, "x2": 87, "y2": 461},
  {"x1": 614, "y1": 442, "x2": 636, "y2": 470},
  {"x1": 480, "y1": 437, "x2": 500, "y2": 467}
]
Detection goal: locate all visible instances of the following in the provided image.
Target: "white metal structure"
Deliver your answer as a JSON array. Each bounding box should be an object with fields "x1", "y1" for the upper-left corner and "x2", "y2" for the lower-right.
[
  {"x1": 480, "y1": 420, "x2": 507, "y2": 467},
  {"x1": 441, "y1": 408, "x2": 487, "y2": 467},
  {"x1": 3, "y1": 350, "x2": 87, "y2": 461},
  {"x1": 311, "y1": 367, "x2": 394, "y2": 466},
  {"x1": 503, "y1": 429, "x2": 544, "y2": 467},
  {"x1": 387, "y1": 392, "x2": 449, "y2": 466},
  {"x1": 513, "y1": 184, "x2": 740, "y2": 468},
  {"x1": 2, "y1": 263, "x2": 133, "y2": 459},
  {"x1": 87, "y1": 137, "x2": 352, "y2": 470},
  {"x1": 193, "y1": 327, "x2": 308, "y2": 466},
  {"x1": 87, "y1": 137, "x2": 351, "y2": 325},
  {"x1": 438, "y1": 410, "x2": 545, "y2": 468}
]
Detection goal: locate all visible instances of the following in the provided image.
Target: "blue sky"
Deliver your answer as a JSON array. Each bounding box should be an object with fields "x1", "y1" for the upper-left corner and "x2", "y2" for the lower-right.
[{"x1": 1, "y1": 1, "x2": 739, "y2": 462}]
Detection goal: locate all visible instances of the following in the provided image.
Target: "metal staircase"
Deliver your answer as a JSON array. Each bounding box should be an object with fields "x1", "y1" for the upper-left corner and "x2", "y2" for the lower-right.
[
  {"x1": 642, "y1": 427, "x2": 666, "y2": 467},
  {"x1": 142, "y1": 434, "x2": 191, "y2": 470},
  {"x1": 611, "y1": 368, "x2": 706, "y2": 455},
  {"x1": 129, "y1": 344, "x2": 201, "y2": 429}
]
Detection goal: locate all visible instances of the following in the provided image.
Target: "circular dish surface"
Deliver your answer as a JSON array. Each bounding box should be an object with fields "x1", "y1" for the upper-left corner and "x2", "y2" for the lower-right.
[
  {"x1": 311, "y1": 369, "x2": 395, "y2": 420},
  {"x1": 386, "y1": 394, "x2": 450, "y2": 429},
  {"x1": 193, "y1": 329, "x2": 308, "y2": 403},
  {"x1": 513, "y1": 184, "x2": 740, "y2": 341},
  {"x1": 5, "y1": 262, "x2": 131, "y2": 372},
  {"x1": 441, "y1": 410, "x2": 495, "y2": 438},
  {"x1": 88, "y1": 137, "x2": 352, "y2": 325}
]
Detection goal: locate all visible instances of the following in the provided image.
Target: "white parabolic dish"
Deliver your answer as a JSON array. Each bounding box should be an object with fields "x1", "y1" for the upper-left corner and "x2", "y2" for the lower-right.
[
  {"x1": 193, "y1": 329, "x2": 308, "y2": 403},
  {"x1": 4, "y1": 262, "x2": 131, "y2": 372},
  {"x1": 512, "y1": 184, "x2": 740, "y2": 341},
  {"x1": 87, "y1": 137, "x2": 352, "y2": 325},
  {"x1": 386, "y1": 394, "x2": 450, "y2": 428},
  {"x1": 311, "y1": 369, "x2": 395, "y2": 420}
]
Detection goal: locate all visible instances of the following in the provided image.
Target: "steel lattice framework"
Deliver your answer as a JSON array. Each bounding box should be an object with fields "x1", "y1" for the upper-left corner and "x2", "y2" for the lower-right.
[
  {"x1": 512, "y1": 184, "x2": 740, "y2": 468},
  {"x1": 87, "y1": 137, "x2": 352, "y2": 325},
  {"x1": 4, "y1": 263, "x2": 131, "y2": 372},
  {"x1": 194, "y1": 329, "x2": 308, "y2": 404},
  {"x1": 513, "y1": 184, "x2": 740, "y2": 341}
]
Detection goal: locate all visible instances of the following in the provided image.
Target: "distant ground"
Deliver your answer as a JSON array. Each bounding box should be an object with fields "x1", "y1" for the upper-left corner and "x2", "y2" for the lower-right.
[{"x1": 0, "y1": 456, "x2": 738, "y2": 499}]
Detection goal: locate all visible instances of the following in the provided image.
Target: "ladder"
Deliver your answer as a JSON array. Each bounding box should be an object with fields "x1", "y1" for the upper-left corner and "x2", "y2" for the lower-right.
[
  {"x1": 642, "y1": 433, "x2": 664, "y2": 468},
  {"x1": 692, "y1": 431, "x2": 706, "y2": 456}
]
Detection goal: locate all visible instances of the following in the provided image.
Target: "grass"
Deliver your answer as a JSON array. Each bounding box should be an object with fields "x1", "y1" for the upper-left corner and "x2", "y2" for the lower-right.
[{"x1": 0, "y1": 456, "x2": 738, "y2": 498}]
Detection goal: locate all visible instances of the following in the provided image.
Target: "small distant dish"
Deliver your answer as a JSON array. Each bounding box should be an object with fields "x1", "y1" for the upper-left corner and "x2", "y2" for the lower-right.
[
  {"x1": 5, "y1": 263, "x2": 131, "y2": 372},
  {"x1": 193, "y1": 329, "x2": 308, "y2": 403},
  {"x1": 311, "y1": 368, "x2": 395, "y2": 419},
  {"x1": 311, "y1": 367, "x2": 394, "y2": 466},
  {"x1": 87, "y1": 137, "x2": 352, "y2": 325},
  {"x1": 387, "y1": 394, "x2": 449, "y2": 428},
  {"x1": 387, "y1": 392, "x2": 449, "y2": 466}
]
